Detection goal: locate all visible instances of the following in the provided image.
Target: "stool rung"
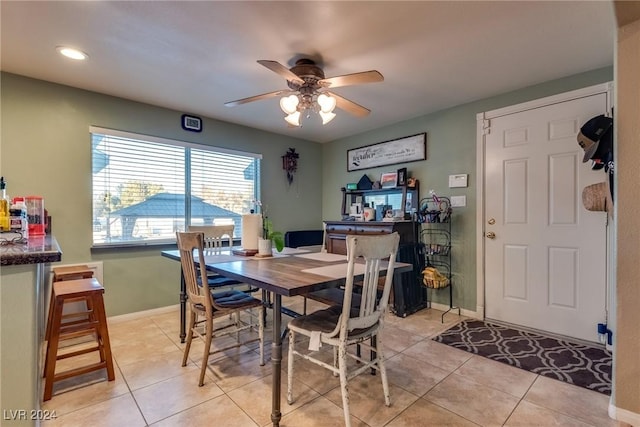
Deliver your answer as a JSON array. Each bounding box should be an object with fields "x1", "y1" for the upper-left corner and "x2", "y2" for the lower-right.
[
  {"x1": 59, "y1": 318, "x2": 93, "y2": 330},
  {"x1": 61, "y1": 310, "x2": 94, "y2": 320},
  {"x1": 53, "y1": 362, "x2": 108, "y2": 382},
  {"x1": 59, "y1": 330, "x2": 98, "y2": 342},
  {"x1": 59, "y1": 320, "x2": 99, "y2": 335},
  {"x1": 57, "y1": 345, "x2": 101, "y2": 360}
]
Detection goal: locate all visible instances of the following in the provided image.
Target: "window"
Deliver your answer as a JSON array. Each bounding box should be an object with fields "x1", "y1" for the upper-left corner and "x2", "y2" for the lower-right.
[{"x1": 91, "y1": 127, "x2": 261, "y2": 247}]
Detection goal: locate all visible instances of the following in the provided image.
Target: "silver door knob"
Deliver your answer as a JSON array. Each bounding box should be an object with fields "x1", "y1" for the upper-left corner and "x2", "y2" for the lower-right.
[{"x1": 486, "y1": 231, "x2": 496, "y2": 239}]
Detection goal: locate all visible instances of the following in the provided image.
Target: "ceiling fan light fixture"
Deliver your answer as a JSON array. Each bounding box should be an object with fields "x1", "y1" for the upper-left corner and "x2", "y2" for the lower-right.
[
  {"x1": 280, "y1": 95, "x2": 299, "y2": 115},
  {"x1": 317, "y1": 93, "x2": 336, "y2": 113},
  {"x1": 284, "y1": 111, "x2": 301, "y2": 127},
  {"x1": 319, "y1": 111, "x2": 336, "y2": 125}
]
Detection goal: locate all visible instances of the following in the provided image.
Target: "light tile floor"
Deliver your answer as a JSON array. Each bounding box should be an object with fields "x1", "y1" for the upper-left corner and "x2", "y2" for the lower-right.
[{"x1": 42, "y1": 297, "x2": 628, "y2": 427}]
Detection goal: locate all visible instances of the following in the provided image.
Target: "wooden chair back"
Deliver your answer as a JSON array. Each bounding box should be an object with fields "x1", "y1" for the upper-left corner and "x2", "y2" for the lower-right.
[
  {"x1": 187, "y1": 225, "x2": 234, "y2": 253},
  {"x1": 339, "y1": 232, "x2": 399, "y2": 338},
  {"x1": 176, "y1": 232, "x2": 212, "y2": 311}
]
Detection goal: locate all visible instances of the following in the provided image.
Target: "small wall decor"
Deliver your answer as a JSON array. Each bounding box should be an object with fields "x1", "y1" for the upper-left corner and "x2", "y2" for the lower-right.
[
  {"x1": 397, "y1": 167, "x2": 408, "y2": 186},
  {"x1": 347, "y1": 132, "x2": 426, "y2": 171},
  {"x1": 282, "y1": 148, "x2": 299, "y2": 185},
  {"x1": 181, "y1": 114, "x2": 202, "y2": 132},
  {"x1": 380, "y1": 171, "x2": 398, "y2": 188}
]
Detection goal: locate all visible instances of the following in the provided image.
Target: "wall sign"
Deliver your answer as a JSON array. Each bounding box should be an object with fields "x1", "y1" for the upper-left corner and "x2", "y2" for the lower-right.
[
  {"x1": 181, "y1": 114, "x2": 202, "y2": 132},
  {"x1": 347, "y1": 133, "x2": 426, "y2": 172}
]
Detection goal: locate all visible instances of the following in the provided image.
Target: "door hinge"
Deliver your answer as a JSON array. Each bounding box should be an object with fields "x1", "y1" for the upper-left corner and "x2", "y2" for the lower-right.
[{"x1": 482, "y1": 119, "x2": 491, "y2": 135}]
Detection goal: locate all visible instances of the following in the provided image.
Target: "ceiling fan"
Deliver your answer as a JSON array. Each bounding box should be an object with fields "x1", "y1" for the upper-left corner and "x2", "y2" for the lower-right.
[{"x1": 224, "y1": 58, "x2": 383, "y2": 126}]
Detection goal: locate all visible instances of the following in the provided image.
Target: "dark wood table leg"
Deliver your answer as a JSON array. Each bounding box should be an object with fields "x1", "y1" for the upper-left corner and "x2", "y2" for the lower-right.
[
  {"x1": 179, "y1": 270, "x2": 186, "y2": 343},
  {"x1": 271, "y1": 294, "x2": 282, "y2": 427}
]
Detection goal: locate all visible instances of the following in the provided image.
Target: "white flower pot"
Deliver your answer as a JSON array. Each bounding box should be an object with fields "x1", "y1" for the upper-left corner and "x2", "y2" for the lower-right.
[{"x1": 258, "y1": 238, "x2": 273, "y2": 256}]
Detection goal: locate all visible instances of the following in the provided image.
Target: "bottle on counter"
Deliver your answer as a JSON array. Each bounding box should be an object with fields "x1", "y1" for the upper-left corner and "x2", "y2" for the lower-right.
[
  {"x1": 10, "y1": 197, "x2": 28, "y2": 238},
  {"x1": 0, "y1": 177, "x2": 10, "y2": 232}
]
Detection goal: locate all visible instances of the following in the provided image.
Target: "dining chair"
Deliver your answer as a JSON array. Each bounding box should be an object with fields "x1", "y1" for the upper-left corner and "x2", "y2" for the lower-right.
[
  {"x1": 187, "y1": 224, "x2": 247, "y2": 290},
  {"x1": 287, "y1": 232, "x2": 400, "y2": 427},
  {"x1": 176, "y1": 231, "x2": 265, "y2": 386}
]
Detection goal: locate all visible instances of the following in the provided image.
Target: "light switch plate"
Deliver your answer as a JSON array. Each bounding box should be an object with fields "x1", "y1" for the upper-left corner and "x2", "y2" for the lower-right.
[
  {"x1": 449, "y1": 174, "x2": 468, "y2": 188},
  {"x1": 450, "y1": 195, "x2": 466, "y2": 207}
]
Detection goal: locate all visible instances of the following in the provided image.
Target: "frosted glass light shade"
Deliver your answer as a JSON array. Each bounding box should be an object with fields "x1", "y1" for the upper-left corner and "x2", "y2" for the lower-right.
[
  {"x1": 319, "y1": 111, "x2": 336, "y2": 125},
  {"x1": 280, "y1": 95, "x2": 299, "y2": 114},
  {"x1": 284, "y1": 111, "x2": 301, "y2": 127},
  {"x1": 317, "y1": 93, "x2": 337, "y2": 113}
]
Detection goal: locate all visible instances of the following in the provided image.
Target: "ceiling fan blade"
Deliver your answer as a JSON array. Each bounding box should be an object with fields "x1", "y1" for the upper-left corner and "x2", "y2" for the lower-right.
[
  {"x1": 224, "y1": 90, "x2": 290, "y2": 107},
  {"x1": 328, "y1": 92, "x2": 371, "y2": 117},
  {"x1": 319, "y1": 70, "x2": 383, "y2": 88},
  {"x1": 257, "y1": 60, "x2": 305, "y2": 85}
]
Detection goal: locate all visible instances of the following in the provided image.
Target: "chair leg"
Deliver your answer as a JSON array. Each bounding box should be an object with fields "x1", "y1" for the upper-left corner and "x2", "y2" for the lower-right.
[
  {"x1": 92, "y1": 293, "x2": 115, "y2": 381},
  {"x1": 333, "y1": 346, "x2": 339, "y2": 377},
  {"x1": 182, "y1": 310, "x2": 196, "y2": 367},
  {"x1": 234, "y1": 311, "x2": 240, "y2": 342},
  {"x1": 258, "y1": 306, "x2": 265, "y2": 366},
  {"x1": 199, "y1": 314, "x2": 213, "y2": 387},
  {"x1": 287, "y1": 329, "x2": 295, "y2": 405},
  {"x1": 338, "y1": 344, "x2": 352, "y2": 427},
  {"x1": 43, "y1": 297, "x2": 65, "y2": 401},
  {"x1": 376, "y1": 333, "x2": 391, "y2": 406}
]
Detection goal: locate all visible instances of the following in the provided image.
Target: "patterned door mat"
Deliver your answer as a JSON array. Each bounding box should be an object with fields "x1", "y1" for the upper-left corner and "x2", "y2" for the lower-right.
[{"x1": 433, "y1": 320, "x2": 612, "y2": 395}]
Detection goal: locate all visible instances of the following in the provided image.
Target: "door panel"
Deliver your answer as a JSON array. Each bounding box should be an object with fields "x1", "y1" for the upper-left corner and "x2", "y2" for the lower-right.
[{"x1": 484, "y1": 92, "x2": 607, "y2": 342}]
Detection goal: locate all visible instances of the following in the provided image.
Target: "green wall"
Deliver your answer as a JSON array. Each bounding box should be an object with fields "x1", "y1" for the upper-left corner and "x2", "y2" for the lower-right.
[
  {"x1": 0, "y1": 67, "x2": 613, "y2": 317},
  {"x1": 322, "y1": 66, "x2": 613, "y2": 311},
  {"x1": 0, "y1": 72, "x2": 323, "y2": 316}
]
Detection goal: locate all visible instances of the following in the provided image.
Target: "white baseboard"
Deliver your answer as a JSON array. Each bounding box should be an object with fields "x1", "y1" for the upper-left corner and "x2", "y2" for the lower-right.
[
  {"x1": 108, "y1": 304, "x2": 180, "y2": 324},
  {"x1": 609, "y1": 401, "x2": 640, "y2": 426},
  {"x1": 429, "y1": 302, "x2": 481, "y2": 319}
]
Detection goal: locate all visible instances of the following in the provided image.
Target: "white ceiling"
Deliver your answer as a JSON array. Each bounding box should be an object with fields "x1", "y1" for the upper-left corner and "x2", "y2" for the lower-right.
[{"x1": 0, "y1": 1, "x2": 615, "y2": 143}]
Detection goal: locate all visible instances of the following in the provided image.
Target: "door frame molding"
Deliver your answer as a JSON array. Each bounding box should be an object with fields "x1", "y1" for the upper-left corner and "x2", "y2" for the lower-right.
[{"x1": 475, "y1": 82, "x2": 613, "y2": 318}]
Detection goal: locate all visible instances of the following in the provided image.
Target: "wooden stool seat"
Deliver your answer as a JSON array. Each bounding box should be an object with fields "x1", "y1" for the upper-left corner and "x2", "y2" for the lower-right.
[
  {"x1": 52, "y1": 265, "x2": 94, "y2": 281},
  {"x1": 43, "y1": 277, "x2": 114, "y2": 401}
]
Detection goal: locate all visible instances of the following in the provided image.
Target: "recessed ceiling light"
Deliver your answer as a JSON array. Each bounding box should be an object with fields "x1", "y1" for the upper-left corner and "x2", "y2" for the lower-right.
[{"x1": 56, "y1": 46, "x2": 88, "y2": 61}]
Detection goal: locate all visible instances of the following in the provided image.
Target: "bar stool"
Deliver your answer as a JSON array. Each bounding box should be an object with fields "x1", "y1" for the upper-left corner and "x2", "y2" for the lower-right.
[
  {"x1": 45, "y1": 266, "x2": 95, "y2": 341},
  {"x1": 43, "y1": 277, "x2": 115, "y2": 401}
]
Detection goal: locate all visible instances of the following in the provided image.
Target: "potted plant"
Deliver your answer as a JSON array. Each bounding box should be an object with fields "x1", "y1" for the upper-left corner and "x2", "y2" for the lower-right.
[{"x1": 255, "y1": 201, "x2": 284, "y2": 256}]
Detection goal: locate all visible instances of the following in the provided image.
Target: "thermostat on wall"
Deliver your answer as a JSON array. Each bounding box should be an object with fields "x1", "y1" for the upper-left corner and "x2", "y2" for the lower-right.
[{"x1": 448, "y1": 174, "x2": 468, "y2": 188}]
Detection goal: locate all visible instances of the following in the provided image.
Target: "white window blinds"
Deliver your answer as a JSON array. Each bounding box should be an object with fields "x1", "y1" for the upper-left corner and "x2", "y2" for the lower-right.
[{"x1": 91, "y1": 127, "x2": 261, "y2": 247}]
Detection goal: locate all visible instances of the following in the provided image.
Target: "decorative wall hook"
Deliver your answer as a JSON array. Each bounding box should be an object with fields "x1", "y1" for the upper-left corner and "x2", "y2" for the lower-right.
[{"x1": 282, "y1": 148, "x2": 299, "y2": 185}]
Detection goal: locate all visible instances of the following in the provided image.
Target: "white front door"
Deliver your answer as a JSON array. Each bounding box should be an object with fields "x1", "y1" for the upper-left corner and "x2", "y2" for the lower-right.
[{"x1": 483, "y1": 89, "x2": 609, "y2": 342}]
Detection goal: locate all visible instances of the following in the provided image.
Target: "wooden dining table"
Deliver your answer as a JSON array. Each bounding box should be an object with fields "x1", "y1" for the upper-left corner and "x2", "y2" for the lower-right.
[{"x1": 161, "y1": 247, "x2": 411, "y2": 427}]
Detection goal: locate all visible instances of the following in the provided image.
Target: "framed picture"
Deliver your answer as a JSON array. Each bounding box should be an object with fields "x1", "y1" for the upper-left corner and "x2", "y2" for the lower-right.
[
  {"x1": 181, "y1": 114, "x2": 202, "y2": 132},
  {"x1": 397, "y1": 167, "x2": 407, "y2": 186},
  {"x1": 380, "y1": 172, "x2": 398, "y2": 188},
  {"x1": 347, "y1": 132, "x2": 426, "y2": 171}
]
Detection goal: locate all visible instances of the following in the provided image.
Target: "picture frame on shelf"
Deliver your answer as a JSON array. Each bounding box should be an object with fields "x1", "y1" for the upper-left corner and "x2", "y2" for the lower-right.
[
  {"x1": 397, "y1": 167, "x2": 407, "y2": 186},
  {"x1": 380, "y1": 172, "x2": 398, "y2": 188}
]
